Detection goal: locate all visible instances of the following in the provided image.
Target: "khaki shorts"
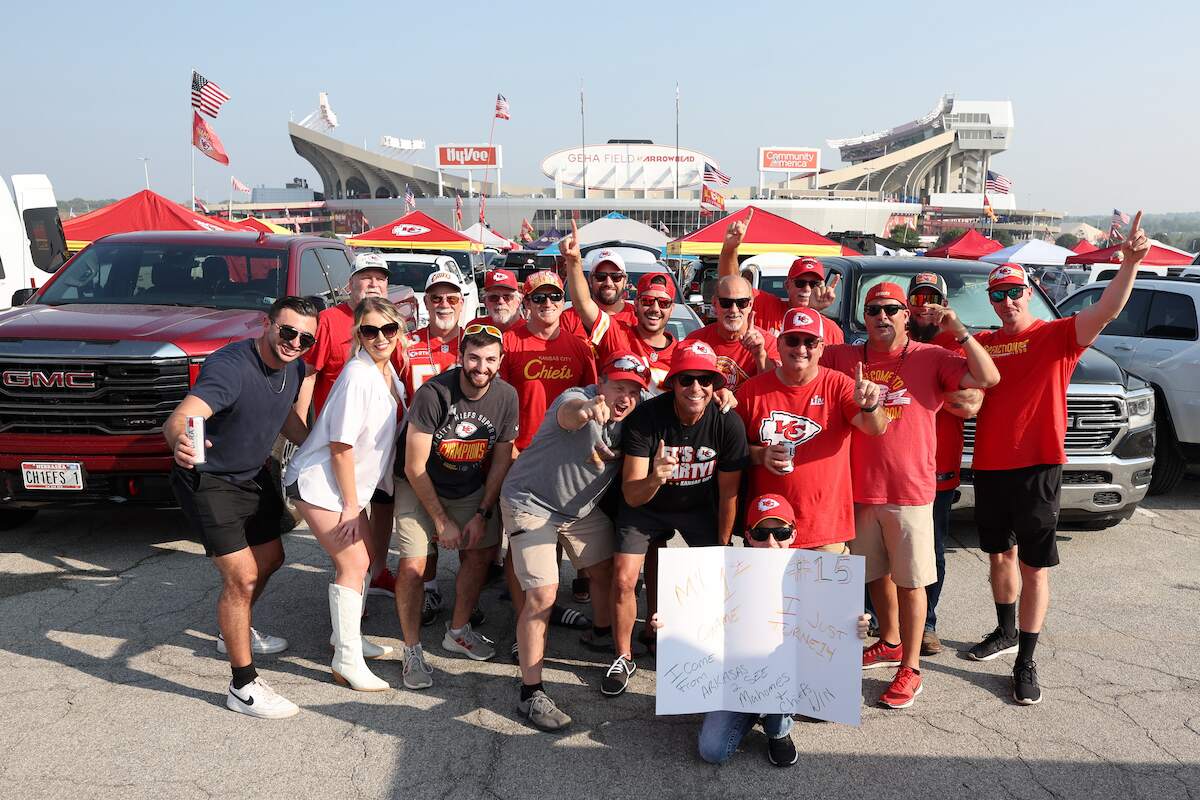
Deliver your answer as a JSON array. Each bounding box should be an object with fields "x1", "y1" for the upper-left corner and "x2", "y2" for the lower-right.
[
  {"x1": 501, "y1": 500, "x2": 615, "y2": 591},
  {"x1": 810, "y1": 541, "x2": 850, "y2": 555},
  {"x1": 851, "y1": 502, "x2": 935, "y2": 588},
  {"x1": 393, "y1": 480, "x2": 500, "y2": 558}
]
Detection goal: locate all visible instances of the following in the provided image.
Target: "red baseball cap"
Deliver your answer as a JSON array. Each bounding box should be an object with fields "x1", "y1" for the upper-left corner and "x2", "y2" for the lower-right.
[
  {"x1": 662, "y1": 340, "x2": 725, "y2": 390},
  {"x1": 780, "y1": 307, "x2": 825, "y2": 339},
  {"x1": 987, "y1": 263, "x2": 1029, "y2": 290},
  {"x1": 484, "y1": 269, "x2": 518, "y2": 291},
  {"x1": 523, "y1": 270, "x2": 563, "y2": 294},
  {"x1": 864, "y1": 281, "x2": 908, "y2": 308},
  {"x1": 601, "y1": 352, "x2": 650, "y2": 389},
  {"x1": 747, "y1": 494, "x2": 796, "y2": 529},
  {"x1": 788, "y1": 257, "x2": 825, "y2": 280},
  {"x1": 637, "y1": 272, "x2": 675, "y2": 300}
]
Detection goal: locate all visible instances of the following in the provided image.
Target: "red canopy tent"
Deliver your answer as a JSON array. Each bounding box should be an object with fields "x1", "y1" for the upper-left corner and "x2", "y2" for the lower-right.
[
  {"x1": 235, "y1": 217, "x2": 292, "y2": 234},
  {"x1": 1070, "y1": 239, "x2": 1098, "y2": 255},
  {"x1": 922, "y1": 228, "x2": 1003, "y2": 260},
  {"x1": 63, "y1": 189, "x2": 242, "y2": 251},
  {"x1": 666, "y1": 206, "x2": 842, "y2": 257},
  {"x1": 1065, "y1": 241, "x2": 1195, "y2": 266},
  {"x1": 346, "y1": 210, "x2": 483, "y2": 251}
]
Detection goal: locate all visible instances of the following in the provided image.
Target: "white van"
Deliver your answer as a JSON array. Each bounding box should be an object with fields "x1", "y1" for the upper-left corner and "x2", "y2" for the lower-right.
[{"x1": 0, "y1": 174, "x2": 67, "y2": 308}]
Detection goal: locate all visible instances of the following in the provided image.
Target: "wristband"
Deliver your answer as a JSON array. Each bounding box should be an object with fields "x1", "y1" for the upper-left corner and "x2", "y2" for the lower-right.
[
  {"x1": 955, "y1": 332, "x2": 971, "y2": 344},
  {"x1": 861, "y1": 402, "x2": 879, "y2": 413}
]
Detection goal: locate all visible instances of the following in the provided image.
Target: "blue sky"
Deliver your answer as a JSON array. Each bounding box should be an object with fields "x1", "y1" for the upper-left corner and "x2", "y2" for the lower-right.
[{"x1": 3, "y1": 0, "x2": 1195, "y2": 215}]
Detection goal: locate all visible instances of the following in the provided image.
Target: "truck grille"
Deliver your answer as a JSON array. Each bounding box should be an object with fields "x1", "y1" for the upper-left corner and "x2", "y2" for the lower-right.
[
  {"x1": 963, "y1": 397, "x2": 1123, "y2": 455},
  {"x1": 0, "y1": 359, "x2": 189, "y2": 435}
]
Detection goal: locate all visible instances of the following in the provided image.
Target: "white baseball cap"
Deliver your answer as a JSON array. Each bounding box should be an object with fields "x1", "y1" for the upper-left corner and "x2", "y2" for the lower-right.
[
  {"x1": 351, "y1": 253, "x2": 389, "y2": 277},
  {"x1": 425, "y1": 270, "x2": 463, "y2": 292},
  {"x1": 585, "y1": 248, "x2": 626, "y2": 273}
]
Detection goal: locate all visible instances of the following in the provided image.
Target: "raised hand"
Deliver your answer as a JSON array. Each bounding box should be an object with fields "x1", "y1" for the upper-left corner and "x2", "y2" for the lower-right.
[
  {"x1": 740, "y1": 309, "x2": 766, "y2": 353},
  {"x1": 1119, "y1": 210, "x2": 1150, "y2": 264},
  {"x1": 562, "y1": 220, "x2": 582, "y2": 265},
  {"x1": 921, "y1": 302, "x2": 967, "y2": 337},
  {"x1": 855, "y1": 362, "x2": 881, "y2": 409},
  {"x1": 723, "y1": 209, "x2": 753, "y2": 251},
  {"x1": 809, "y1": 273, "x2": 840, "y2": 311},
  {"x1": 651, "y1": 440, "x2": 678, "y2": 484}
]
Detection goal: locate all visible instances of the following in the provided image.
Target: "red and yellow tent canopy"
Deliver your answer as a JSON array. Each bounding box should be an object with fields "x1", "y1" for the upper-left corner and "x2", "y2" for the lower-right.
[
  {"x1": 235, "y1": 216, "x2": 292, "y2": 234},
  {"x1": 63, "y1": 189, "x2": 242, "y2": 250},
  {"x1": 922, "y1": 228, "x2": 1003, "y2": 260},
  {"x1": 666, "y1": 206, "x2": 842, "y2": 257},
  {"x1": 347, "y1": 210, "x2": 483, "y2": 252}
]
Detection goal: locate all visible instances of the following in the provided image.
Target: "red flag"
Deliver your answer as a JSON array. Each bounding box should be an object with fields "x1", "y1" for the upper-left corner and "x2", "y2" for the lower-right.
[
  {"x1": 454, "y1": 194, "x2": 463, "y2": 228},
  {"x1": 701, "y1": 184, "x2": 726, "y2": 211},
  {"x1": 478, "y1": 194, "x2": 486, "y2": 224},
  {"x1": 192, "y1": 112, "x2": 229, "y2": 165}
]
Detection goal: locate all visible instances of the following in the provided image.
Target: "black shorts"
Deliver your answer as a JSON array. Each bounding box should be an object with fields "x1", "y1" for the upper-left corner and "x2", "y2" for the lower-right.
[
  {"x1": 616, "y1": 521, "x2": 719, "y2": 556},
  {"x1": 171, "y1": 466, "x2": 285, "y2": 558},
  {"x1": 973, "y1": 464, "x2": 1062, "y2": 568},
  {"x1": 370, "y1": 488, "x2": 394, "y2": 505}
]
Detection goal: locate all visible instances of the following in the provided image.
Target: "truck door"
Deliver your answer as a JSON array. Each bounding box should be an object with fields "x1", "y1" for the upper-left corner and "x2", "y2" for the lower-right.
[
  {"x1": 1058, "y1": 286, "x2": 1150, "y2": 372},
  {"x1": 11, "y1": 175, "x2": 67, "y2": 284},
  {"x1": 1133, "y1": 289, "x2": 1200, "y2": 444}
]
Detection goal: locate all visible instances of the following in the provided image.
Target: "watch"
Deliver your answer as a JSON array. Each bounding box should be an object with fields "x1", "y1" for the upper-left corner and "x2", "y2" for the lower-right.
[
  {"x1": 955, "y1": 332, "x2": 972, "y2": 344},
  {"x1": 476, "y1": 506, "x2": 494, "y2": 520}
]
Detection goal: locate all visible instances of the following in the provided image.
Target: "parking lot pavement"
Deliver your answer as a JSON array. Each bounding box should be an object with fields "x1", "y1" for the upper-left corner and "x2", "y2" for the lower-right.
[{"x1": 1, "y1": 476, "x2": 1198, "y2": 800}]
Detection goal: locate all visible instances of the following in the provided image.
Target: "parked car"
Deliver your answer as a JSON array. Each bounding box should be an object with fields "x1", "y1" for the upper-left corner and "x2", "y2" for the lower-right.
[
  {"x1": 1059, "y1": 276, "x2": 1200, "y2": 494},
  {"x1": 0, "y1": 174, "x2": 67, "y2": 309},
  {"x1": 376, "y1": 253, "x2": 479, "y2": 328},
  {"x1": 1035, "y1": 266, "x2": 1088, "y2": 303}
]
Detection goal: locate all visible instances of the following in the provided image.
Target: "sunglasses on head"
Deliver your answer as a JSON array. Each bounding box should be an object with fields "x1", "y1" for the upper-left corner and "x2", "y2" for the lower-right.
[
  {"x1": 865, "y1": 304, "x2": 905, "y2": 317},
  {"x1": 462, "y1": 323, "x2": 503, "y2": 341},
  {"x1": 639, "y1": 296, "x2": 673, "y2": 309},
  {"x1": 780, "y1": 334, "x2": 821, "y2": 350},
  {"x1": 675, "y1": 373, "x2": 717, "y2": 388},
  {"x1": 529, "y1": 291, "x2": 564, "y2": 305},
  {"x1": 359, "y1": 322, "x2": 401, "y2": 340},
  {"x1": 792, "y1": 277, "x2": 822, "y2": 289},
  {"x1": 989, "y1": 286, "x2": 1026, "y2": 303},
  {"x1": 717, "y1": 297, "x2": 751, "y2": 310},
  {"x1": 273, "y1": 323, "x2": 315, "y2": 349},
  {"x1": 592, "y1": 271, "x2": 626, "y2": 283},
  {"x1": 428, "y1": 293, "x2": 461, "y2": 306},
  {"x1": 748, "y1": 525, "x2": 795, "y2": 543}
]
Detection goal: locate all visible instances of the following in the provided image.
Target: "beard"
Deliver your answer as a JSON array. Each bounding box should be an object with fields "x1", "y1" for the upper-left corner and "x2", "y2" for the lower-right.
[{"x1": 910, "y1": 321, "x2": 939, "y2": 342}]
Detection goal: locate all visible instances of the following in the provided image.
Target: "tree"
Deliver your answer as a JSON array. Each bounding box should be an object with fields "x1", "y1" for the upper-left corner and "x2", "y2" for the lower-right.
[
  {"x1": 1055, "y1": 233, "x2": 1080, "y2": 249},
  {"x1": 890, "y1": 224, "x2": 920, "y2": 246},
  {"x1": 1151, "y1": 232, "x2": 1174, "y2": 246},
  {"x1": 935, "y1": 227, "x2": 967, "y2": 247},
  {"x1": 994, "y1": 231, "x2": 1014, "y2": 247}
]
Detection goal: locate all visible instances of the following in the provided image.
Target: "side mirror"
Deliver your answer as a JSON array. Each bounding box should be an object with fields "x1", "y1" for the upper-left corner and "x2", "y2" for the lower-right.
[{"x1": 11, "y1": 288, "x2": 36, "y2": 306}]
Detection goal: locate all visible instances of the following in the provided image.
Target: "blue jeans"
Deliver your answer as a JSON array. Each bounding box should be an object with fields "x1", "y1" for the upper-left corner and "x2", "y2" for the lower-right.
[
  {"x1": 697, "y1": 711, "x2": 793, "y2": 765},
  {"x1": 925, "y1": 489, "x2": 953, "y2": 631}
]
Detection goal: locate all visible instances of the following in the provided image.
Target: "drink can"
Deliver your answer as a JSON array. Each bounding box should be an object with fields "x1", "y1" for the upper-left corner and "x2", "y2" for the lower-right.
[
  {"x1": 185, "y1": 416, "x2": 207, "y2": 464},
  {"x1": 778, "y1": 441, "x2": 796, "y2": 474}
]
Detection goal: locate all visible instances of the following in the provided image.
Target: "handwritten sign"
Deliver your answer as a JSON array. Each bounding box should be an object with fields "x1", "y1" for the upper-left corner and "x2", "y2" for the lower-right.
[{"x1": 655, "y1": 547, "x2": 865, "y2": 726}]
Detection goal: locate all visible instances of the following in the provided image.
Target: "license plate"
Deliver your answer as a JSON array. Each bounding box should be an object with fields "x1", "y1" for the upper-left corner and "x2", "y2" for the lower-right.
[{"x1": 21, "y1": 461, "x2": 84, "y2": 491}]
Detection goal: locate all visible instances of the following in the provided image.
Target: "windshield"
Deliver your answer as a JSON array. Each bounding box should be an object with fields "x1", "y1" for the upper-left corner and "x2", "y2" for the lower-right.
[
  {"x1": 759, "y1": 274, "x2": 789, "y2": 300},
  {"x1": 384, "y1": 260, "x2": 440, "y2": 289},
  {"x1": 37, "y1": 242, "x2": 288, "y2": 309},
  {"x1": 853, "y1": 269, "x2": 1056, "y2": 331}
]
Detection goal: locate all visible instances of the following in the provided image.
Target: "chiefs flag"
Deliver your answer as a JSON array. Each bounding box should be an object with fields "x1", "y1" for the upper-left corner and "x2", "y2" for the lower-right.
[
  {"x1": 701, "y1": 184, "x2": 726, "y2": 212},
  {"x1": 192, "y1": 112, "x2": 229, "y2": 165}
]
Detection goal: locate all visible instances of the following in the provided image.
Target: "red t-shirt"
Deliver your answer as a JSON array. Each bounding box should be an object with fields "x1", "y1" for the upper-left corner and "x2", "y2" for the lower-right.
[
  {"x1": 501, "y1": 321, "x2": 598, "y2": 451},
  {"x1": 588, "y1": 315, "x2": 677, "y2": 393},
  {"x1": 735, "y1": 368, "x2": 860, "y2": 549},
  {"x1": 973, "y1": 316, "x2": 1086, "y2": 471},
  {"x1": 402, "y1": 327, "x2": 460, "y2": 402},
  {"x1": 304, "y1": 302, "x2": 405, "y2": 416},
  {"x1": 823, "y1": 340, "x2": 968, "y2": 506},
  {"x1": 752, "y1": 290, "x2": 844, "y2": 344},
  {"x1": 931, "y1": 332, "x2": 966, "y2": 492},
  {"x1": 684, "y1": 323, "x2": 780, "y2": 393},
  {"x1": 560, "y1": 302, "x2": 637, "y2": 341}
]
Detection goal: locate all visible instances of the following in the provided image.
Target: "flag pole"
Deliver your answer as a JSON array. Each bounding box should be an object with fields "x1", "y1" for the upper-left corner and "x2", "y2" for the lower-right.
[
  {"x1": 189, "y1": 69, "x2": 195, "y2": 211},
  {"x1": 674, "y1": 83, "x2": 680, "y2": 200},
  {"x1": 580, "y1": 81, "x2": 587, "y2": 200},
  {"x1": 228, "y1": 178, "x2": 233, "y2": 222}
]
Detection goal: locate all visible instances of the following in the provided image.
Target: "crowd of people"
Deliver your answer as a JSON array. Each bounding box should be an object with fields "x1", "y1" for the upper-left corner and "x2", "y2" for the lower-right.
[{"x1": 164, "y1": 212, "x2": 1151, "y2": 765}]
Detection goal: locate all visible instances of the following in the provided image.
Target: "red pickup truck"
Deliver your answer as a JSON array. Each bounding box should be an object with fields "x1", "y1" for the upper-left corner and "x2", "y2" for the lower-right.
[{"x1": 0, "y1": 230, "x2": 359, "y2": 529}]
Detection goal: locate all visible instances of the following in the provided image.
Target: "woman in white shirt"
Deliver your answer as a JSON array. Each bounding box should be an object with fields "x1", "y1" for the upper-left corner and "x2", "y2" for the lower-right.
[{"x1": 285, "y1": 297, "x2": 406, "y2": 691}]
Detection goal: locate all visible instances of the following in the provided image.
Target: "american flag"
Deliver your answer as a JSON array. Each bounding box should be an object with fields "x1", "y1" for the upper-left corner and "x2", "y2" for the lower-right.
[
  {"x1": 494, "y1": 94, "x2": 510, "y2": 121},
  {"x1": 193, "y1": 196, "x2": 209, "y2": 214},
  {"x1": 1109, "y1": 208, "x2": 1130, "y2": 242},
  {"x1": 191, "y1": 71, "x2": 230, "y2": 118},
  {"x1": 231, "y1": 176, "x2": 250, "y2": 193},
  {"x1": 404, "y1": 185, "x2": 415, "y2": 213},
  {"x1": 454, "y1": 194, "x2": 463, "y2": 228},
  {"x1": 703, "y1": 161, "x2": 731, "y2": 186},
  {"x1": 984, "y1": 170, "x2": 1012, "y2": 194}
]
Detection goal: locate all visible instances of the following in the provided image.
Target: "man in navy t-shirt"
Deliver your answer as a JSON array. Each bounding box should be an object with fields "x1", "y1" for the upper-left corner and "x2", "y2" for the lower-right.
[{"x1": 165, "y1": 296, "x2": 318, "y2": 720}]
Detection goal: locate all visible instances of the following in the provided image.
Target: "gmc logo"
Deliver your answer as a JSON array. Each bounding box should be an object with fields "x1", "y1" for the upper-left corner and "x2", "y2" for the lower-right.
[{"x1": 2, "y1": 370, "x2": 97, "y2": 389}]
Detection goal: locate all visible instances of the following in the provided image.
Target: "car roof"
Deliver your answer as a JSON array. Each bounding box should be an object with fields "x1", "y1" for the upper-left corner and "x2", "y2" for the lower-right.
[
  {"x1": 1082, "y1": 277, "x2": 1200, "y2": 294},
  {"x1": 93, "y1": 231, "x2": 331, "y2": 248},
  {"x1": 821, "y1": 255, "x2": 996, "y2": 275},
  {"x1": 378, "y1": 253, "x2": 449, "y2": 263}
]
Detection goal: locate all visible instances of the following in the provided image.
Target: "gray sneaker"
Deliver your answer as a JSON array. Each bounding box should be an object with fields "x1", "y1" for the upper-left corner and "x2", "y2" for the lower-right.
[
  {"x1": 518, "y1": 690, "x2": 572, "y2": 732},
  {"x1": 402, "y1": 644, "x2": 433, "y2": 690},
  {"x1": 442, "y1": 622, "x2": 496, "y2": 661}
]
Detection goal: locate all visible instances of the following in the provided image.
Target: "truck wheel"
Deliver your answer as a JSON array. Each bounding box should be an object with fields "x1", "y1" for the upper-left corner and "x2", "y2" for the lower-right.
[
  {"x1": 0, "y1": 509, "x2": 38, "y2": 530},
  {"x1": 269, "y1": 437, "x2": 302, "y2": 534},
  {"x1": 1149, "y1": 409, "x2": 1186, "y2": 496}
]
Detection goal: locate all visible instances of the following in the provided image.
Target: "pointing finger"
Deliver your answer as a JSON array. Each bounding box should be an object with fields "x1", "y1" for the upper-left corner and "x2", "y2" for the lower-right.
[
  {"x1": 828, "y1": 273, "x2": 841, "y2": 291},
  {"x1": 657, "y1": 440, "x2": 665, "y2": 459},
  {"x1": 571, "y1": 219, "x2": 578, "y2": 239},
  {"x1": 1130, "y1": 210, "x2": 1142, "y2": 237},
  {"x1": 746, "y1": 208, "x2": 753, "y2": 227},
  {"x1": 855, "y1": 361, "x2": 864, "y2": 383}
]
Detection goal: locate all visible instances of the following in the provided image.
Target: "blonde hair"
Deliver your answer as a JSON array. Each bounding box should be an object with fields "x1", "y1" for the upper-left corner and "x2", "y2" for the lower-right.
[{"x1": 350, "y1": 297, "x2": 407, "y2": 363}]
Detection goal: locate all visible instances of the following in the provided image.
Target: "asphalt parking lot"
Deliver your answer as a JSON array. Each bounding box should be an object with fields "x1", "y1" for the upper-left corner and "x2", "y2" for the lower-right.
[{"x1": 2, "y1": 476, "x2": 1198, "y2": 800}]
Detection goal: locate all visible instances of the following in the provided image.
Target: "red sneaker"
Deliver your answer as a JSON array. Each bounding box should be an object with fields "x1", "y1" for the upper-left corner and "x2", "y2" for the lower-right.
[
  {"x1": 879, "y1": 666, "x2": 923, "y2": 709},
  {"x1": 367, "y1": 568, "x2": 396, "y2": 597},
  {"x1": 862, "y1": 639, "x2": 903, "y2": 670}
]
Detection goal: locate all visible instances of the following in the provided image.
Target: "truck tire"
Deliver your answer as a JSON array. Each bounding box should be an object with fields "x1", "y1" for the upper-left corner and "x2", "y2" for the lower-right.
[
  {"x1": 1149, "y1": 408, "x2": 1186, "y2": 496},
  {"x1": 0, "y1": 509, "x2": 38, "y2": 530},
  {"x1": 269, "y1": 437, "x2": 302, "y2": 534}
]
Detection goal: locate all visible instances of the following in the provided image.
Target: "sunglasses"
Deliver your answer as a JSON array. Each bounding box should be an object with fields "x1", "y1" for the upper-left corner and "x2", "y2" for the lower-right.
[
  {"x1": 748, "y1": 525, "x2": 795, "y2": 543},
  {"x1": 907, "y1": 293, "x2": 943, "y2": 307},
  {"x1": 484, "y1": 292, "x2": 517, "y2": 303},
  {"x1": 273, "y1": 323, "x2": 315, "y2": 349},
  {"x1": 675, "y1": 373, "x2": 717, "y2": 388},
  {"x1": 592, "y1": 271, "x2": 626, "y2": 283},
  {"x1": 428, "y1": 294, "x2": 462, "y2": 306},
  {"x1": 792, "y1": 278, "x2": 822, "y2": 289},
  {"x1": 639, "y1": 296, "x2": 673, "y2": 310},
  {"x1": 989, "y1": 287, "x2": 1026, "y2": 303},
  {"x1": 865, "y1": 304, "x2": 906, "y2": 317},
  {"x1": 780, "y1": 334, "x2": 821, "y2": 350},
  {"x1": 717, "y1": 297, "x2": 752, "y2": 310},
  {"x1": 529, "y1": 292, "x2": 564, "y2": 305},
  {"x1": 462, "y1": 323, "x2": 503, "y2": 341},
  {"x1": 359, "y1": 322, "x2": 401, "y2": 340}
]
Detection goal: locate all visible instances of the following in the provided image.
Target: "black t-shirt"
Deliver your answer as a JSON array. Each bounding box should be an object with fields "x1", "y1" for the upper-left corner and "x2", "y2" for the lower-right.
[
  {"x1": 190, "y1": 338, "x2": 305, "y2": 483},
  {"x1": 396, "y1": 368, "x2": 519, "y2": 499},
  {"x1": 617, "y1": 392, "x2": 749, "y2": 533}
]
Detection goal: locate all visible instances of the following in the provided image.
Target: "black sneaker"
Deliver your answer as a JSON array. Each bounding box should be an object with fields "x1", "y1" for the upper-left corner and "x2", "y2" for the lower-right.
[
  {"x1": 470, "y1": 603, "x2": 486, "y2": 627},
  {"x1": 967, "y1": 626, "x2": 1018, "y2": 661},
  {"x1": 1013, "y1": 661, "x2": 1042, "y2": 705},
  {"x1": 600, "y1": 655, "x2": 636, "y2": 697},
  {"x1": 421, "y1": 589, "x2": 442, "y2": 627},
  {"x1": 767, "y1": 733, "x2": 798, "y2": 767}
]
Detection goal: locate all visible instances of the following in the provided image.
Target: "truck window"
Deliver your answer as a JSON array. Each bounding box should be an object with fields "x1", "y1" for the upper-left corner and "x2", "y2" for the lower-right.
[
  {"x1": 853, "y1": 271, "x2": 1054, "y2": 331},
  {"x1": 299, "y1": 249, "x2": 332, "y2": 297},
  {"x1": 1060, "y1": 287, "x2": 1151, "y2": 337},
  {"x1": 22, "y1": 207, "x2": 68, "y2": 274},
  {"x1": 317, "y1": 248, "x2": 353, "y2": 295},
  {"x1": 1144, "y1": 291, "x2": 1198, "y2": 340}
]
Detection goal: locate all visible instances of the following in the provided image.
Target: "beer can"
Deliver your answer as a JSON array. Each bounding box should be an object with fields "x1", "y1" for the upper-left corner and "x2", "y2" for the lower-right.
[
  {"x1": 185, "y1": 416, "x2": 207, "y2": 464},
  {"x1": 777, "y1": 441, "x2": 796, "y2": 474}
]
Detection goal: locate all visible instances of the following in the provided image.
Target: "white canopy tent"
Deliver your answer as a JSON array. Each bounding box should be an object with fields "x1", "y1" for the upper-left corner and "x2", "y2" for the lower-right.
[
  {"x1": 981, "y1": 239, "x2": 1078, "y2": 266},
  {"x1": 461, "y1": 222, "x2": 517, "y2": 251},
  {"x1": 574, "y1": 215, "x2": 669, "y2": 248}
]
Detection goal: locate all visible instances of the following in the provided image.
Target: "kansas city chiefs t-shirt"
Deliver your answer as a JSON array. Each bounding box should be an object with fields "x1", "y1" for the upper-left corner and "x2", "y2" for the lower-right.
[
  {"x1": 501, "y1": 321, "x2": 598, "y2": 451},
  {"x1": 683, "y1": 324, "x2": 780, "y2": 392},
  {"x1": 587, "y1": 314, "x2": 677, "y2": 394},
  {"x1": 735, "y1": 368, "x2": 860, "y2": 549}
]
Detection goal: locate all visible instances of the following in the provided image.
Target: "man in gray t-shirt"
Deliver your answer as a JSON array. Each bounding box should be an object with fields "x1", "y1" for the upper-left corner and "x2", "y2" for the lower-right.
[{"x1": 499, "y1": 353, "x2": 650, "y2": 732}]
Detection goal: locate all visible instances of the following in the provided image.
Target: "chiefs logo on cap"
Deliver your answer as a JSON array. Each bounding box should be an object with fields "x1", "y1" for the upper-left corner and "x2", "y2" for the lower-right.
[
  {"x1": 914, "y1": 272, "x2": 937, "y2": 284},
  {"x1": 791, "y1": 311, "x2": 813, "y2": 326},
  {"x1": 757, "y1": 497, "x2": 781, "y2": 512},
  {"x1": 686, "y1": 341, "x2": 714, "y2": 357}
]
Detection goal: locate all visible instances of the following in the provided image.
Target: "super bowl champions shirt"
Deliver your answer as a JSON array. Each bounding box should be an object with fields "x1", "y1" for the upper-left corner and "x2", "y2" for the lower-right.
[
  {"x1": 396, "y1": 368, "x2": 518, "y2": 500},
  {"x1": 618, "y1": 392, "x2": 749, "y2": 535}
]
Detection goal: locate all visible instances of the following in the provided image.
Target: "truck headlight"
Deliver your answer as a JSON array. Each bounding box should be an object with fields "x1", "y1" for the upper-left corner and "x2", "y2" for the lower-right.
[{"x1": 1126, "y1": 394, "x2": 1154, "y2": 430}]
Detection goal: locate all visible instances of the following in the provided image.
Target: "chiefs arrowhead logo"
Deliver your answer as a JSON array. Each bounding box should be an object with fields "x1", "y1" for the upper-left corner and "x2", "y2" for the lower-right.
[
  {"x1": 790, "y1": 311, "x2": 813, "y2": 326},
  {"x1": 391, "y1": 224, "x2": 431, "y2": 237},
  {"x1": 760, "y1": 411, "x2": 822, "y2": 446},
  {"x1": 757, "y1": 497, "x2": 780, "y2": 512},
  {"x1": 696, "y1": 446, "x2": 716, "y2": 460},
  {"x1": 686, "y1": 341, "x2": 714, "y2": 357},
  {"x1": 453, "y1": 420, "x2": 478, "y2": 438}
]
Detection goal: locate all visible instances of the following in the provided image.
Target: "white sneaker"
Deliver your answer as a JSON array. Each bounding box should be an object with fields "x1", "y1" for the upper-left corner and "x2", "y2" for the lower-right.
[
  {"x1": 216, "y1": 628, "x2": 289, "y2": 655},
  {"x1": 402, "y1": 644, "x2": 434, "y2": 690},
  {"x1": 225, "y1": 678, "x2": 299, "y2": 719}
]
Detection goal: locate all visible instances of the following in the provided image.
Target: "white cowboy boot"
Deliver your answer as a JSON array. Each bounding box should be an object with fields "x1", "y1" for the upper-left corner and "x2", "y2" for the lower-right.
[{"x1": 328, "y1": 584, "x2": 389, "y2": 692}]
